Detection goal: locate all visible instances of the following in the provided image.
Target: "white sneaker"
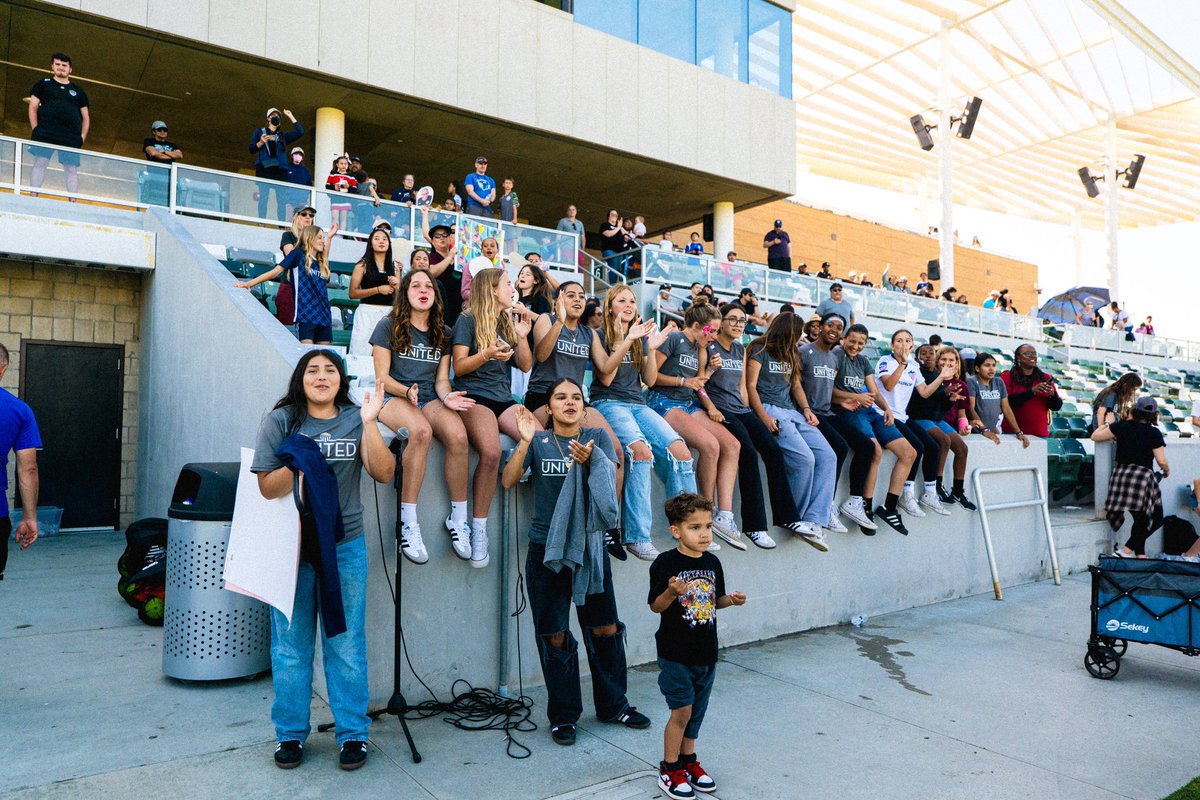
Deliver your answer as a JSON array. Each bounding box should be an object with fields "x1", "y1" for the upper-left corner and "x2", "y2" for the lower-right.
[
  {"x1": 706, "y1": 540, "x2": 722, "y2": 551},
  {"x1": 787, "y1": 521, "x2": 817, "y2": 536},
  {"x1": 470, "y1": 524, "x2": 489, "y2": 568},
  {"x1": 746, "y1": 530, "x2": 777, "y2": 549},
  {"x1": 400, "y1": 523, "x2": 429, "y2": 565},
  {"x1": 799, "y1": 528, "x2": 830, "y2": 553},
  {"x1": 445, "y1": 515, "x2": 472, "y2": 560},
  {"x1": 825, "y1": 510, "x2": 849, "y2": 533},
  {"x1": 626, "y1": 541, "x2": 660, "y2": 562},
  {"x1": 919, "y1": 491, "x2": 951, "y2": 516},
  {"x1": 839, "y1": 497, "x2": 877, "y2": 530},
  {"x1": 899, "y1": 489, "x2": 926, "y2": 518},
  {"x1": 711, "y1": 515, "x2": 748, "y2": 551}
]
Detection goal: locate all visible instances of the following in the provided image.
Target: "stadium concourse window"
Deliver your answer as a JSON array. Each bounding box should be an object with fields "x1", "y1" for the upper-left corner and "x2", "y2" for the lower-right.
[{"x1": 574, "y1": 0, "x2": 792, "y2": 99}]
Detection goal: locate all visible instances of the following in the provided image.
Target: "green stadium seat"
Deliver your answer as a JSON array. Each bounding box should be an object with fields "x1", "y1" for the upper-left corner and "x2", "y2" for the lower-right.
[
  {"x1": 1061, "y1": 438, "x2": 1093, "y2": 501},
  {"x1": 1067, "y1": 417, "x2": 1089, "y2": 438},
  {"x1": 1050, "y1": 417, "x2": 1071, "y2": 438}
]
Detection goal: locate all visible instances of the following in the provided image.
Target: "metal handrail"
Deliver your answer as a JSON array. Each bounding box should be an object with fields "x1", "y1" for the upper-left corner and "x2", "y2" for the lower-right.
[{"x1": 971, "y1": 465, "x2": 1061, "y2": 600}]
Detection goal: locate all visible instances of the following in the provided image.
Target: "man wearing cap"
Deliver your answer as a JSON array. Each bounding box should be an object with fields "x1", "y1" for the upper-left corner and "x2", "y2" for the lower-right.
[
  {"x1": 816, "y1": 262, "x2": 832, "y2": 280},
  {"x1": 463, "y1": 156, "x2": 496, "y2": 217},
  {"x1": 249, "y1": 107, "x2": 303, "y2": 221},
  {"x1": 143, "y1": 121, "x2": 182, "y2": 162},
  {"x1": 763, "y1": 219, "x2": 792, "y2": 272},
  {"x1": 421, "y1": 208, "x2": 464, "y2": 323},
  {"x1": 816, "y1": 283, "x2": 855, "y2": 327},
  {"x1": 983, "y1": 290, "x2": 1000, "y2": 309}
]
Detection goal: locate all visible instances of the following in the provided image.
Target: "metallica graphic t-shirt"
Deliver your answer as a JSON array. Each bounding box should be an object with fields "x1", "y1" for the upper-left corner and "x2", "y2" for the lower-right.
[
  {"x1": 252, "y1": 404, "x2": 366, "y2": 539},
  {"x1": 648, "y1": 548, "x2": 726, "y2": 665},
  {"x1": 521, "y1": 427, "x2": 618, "y2": 545},
  {"x1": 369, "y1": 318, "x2": 448, "y2": 405}
]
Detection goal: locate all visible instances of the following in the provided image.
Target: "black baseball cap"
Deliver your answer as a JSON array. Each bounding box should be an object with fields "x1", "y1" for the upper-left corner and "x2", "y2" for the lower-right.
[
  {"x1": 428, "y1": 224, "x2": 453, "y2": 237},
  {"x1": 774, "y1": 219, "x2": 783, "y2": 226}
]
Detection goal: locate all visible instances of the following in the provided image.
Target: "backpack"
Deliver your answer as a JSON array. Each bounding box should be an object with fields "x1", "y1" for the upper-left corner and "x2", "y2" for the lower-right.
[{"x1": 1161, "y1": 515, "x2": 1198, "y2": 556}]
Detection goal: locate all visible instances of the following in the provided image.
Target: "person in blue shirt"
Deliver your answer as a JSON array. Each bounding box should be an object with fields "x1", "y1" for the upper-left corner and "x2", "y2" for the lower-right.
[
  {"x1": 684, "y1": 233, "x2": 705, "y2": 256},
  {"x1": 463, "y1": 156, "x2": 496, "y2": 217},
  {"x1": 0, "y1": 343, "x2": 42, "y2": 579},
  {"x1": 284, "y1": 146, "x2": 313, "y2": 220},
  {"x1": 249, "y1": 107, "x2": 304, "y2": 221}
]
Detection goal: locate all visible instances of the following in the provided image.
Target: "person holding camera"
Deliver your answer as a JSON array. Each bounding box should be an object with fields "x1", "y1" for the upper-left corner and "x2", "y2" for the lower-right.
[{"x1": 249, "y1": 107, "x2": 304, "y2": 221}]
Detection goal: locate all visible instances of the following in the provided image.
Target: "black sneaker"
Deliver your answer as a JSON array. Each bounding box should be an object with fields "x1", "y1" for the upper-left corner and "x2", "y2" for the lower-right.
[
  {"x1": 338, "y1": 740, "x2": 368, "y2": 771},
  {"x1": 860, "y1": 507, "x2": 876, "y2": 537},
  {"x1": 607, "y1": 707, "x2": 651, "y2": 729},
  {"x1": 949, "y1": 490, "x2": 977, "y2": 511},
  {"x1": 936, "y1": 482, "x2": 953, "y2": 503},
  {"x1": 605, "y1": 529, "x2": 628, "y2": 561},
  {"x1": 551, "y1": 723, "x2": 577, "y2": 746},
  {"x1": 274, "y1": 740, "x2": 303, "y2": 769},
  {"x1": 874, "y1": 506, "x2": 909, "y2": 536}
]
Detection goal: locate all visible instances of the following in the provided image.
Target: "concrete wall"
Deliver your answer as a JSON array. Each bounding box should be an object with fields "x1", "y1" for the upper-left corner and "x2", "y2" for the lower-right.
[
  {"x1": 361, "y1": 435, "x2": 1108, "y2": 707},
  {"x1": 46, "y1": 0, "x2": 795, "y2": 197},
  {"x1": 134, "y1": 208, "x2": 304, "y2": 518}
]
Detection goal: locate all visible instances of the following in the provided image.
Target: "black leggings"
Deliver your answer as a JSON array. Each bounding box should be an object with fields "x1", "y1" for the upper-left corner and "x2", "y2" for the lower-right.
[
  {"x1": 0, "y1": 515, "x2": 9, "y2": 576},
  {"x1": 893, "y1": 418, "x2": 940, "y2": 483},
  {"x1": 1125, "y1": 511, "x2": 1161, "y2": 556},
  {"x1": 723, "y1": 412, "x2": 799, "y2": 530},
  {"x1": 817, "y1": 412, "x2": 875, "y2": 496}
]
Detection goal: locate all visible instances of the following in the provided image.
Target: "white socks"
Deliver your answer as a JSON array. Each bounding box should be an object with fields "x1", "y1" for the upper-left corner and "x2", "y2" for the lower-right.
[
  {"x1": 715, "y1": 509, "x2": 734, "y2": 524},
  {"x1": 401, "y1": 503, "x2": 417, "y2": 527},
  {"x1": 472, "y1": 518, "x2": 488, "y2": 532},
  {"x1": 923, "y1": 481, "x2": 938, "y2": 494},
  {"x1": 903, "y1": 481, "x2": 915, "y2": 493},
  {"x1": 450, "y1": 501, "x2": 468, "y2": 524}
]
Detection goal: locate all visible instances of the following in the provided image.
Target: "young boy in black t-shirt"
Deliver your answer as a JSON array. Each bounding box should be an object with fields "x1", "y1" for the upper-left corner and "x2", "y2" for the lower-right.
[{"x1": 649, "y1": 493, "x2": 746, "y2": 800}]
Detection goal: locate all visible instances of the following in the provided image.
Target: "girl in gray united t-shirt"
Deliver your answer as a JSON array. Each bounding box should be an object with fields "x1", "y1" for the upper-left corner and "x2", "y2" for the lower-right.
[
  {"x1": 250, "y1": 349, "x2": 394, "y2": 765},
  {"x1": 370, "y1": 268, "x2": 478, "y2": 565},
  {"x1": 646, "y1": 297, "x2": 745, "y2": 550},
  {"x1": 450, "y1": 267, "x2": 534, "y2": 568},
  {"x1": 966, "y1": 352, "x2": 1026, "y2": 445}
]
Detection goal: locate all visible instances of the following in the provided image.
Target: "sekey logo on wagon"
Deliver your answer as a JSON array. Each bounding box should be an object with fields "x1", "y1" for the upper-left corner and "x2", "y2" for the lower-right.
[{"x1": 1105, "y1": 618, "x2": 1150, "y2": 634}]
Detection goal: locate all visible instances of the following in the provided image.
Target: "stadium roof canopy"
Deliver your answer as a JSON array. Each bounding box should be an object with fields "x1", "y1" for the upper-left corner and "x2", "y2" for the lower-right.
[{"x1": 792, "y1": 0, "x2": 1200, "y2": 228}]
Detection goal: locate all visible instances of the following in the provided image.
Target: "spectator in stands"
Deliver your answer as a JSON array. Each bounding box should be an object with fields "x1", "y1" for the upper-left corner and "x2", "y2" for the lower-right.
[
  {"x1": 875, "y1": 330, "x2": 956, "y2": 517},
  {"x1": 284, "y1": 147, "x2": 313, "y2": 220},
  {"x1": 287, "y1": 225, "x2": 337, "y2": 344},
  {"x1": 556, "y1": 204, "x2": 586, "y2": 247},
  {"x1": 458, "y1": 236, "x2": 501, "y2": 302},
  {"x1": 234, "y1": 206, "x2": 315, "y2": 326},
  {"x1": 859, "y1": 272, "x2": 873, "y2": 288},
  {"x1": 816, "y1": 283, "x2": 855, "y2": 327},
  {"x1": 325, "y1": 155, "x2": 357, "y2": 232},
  {"x1": 451, "y1": 267, "x2": 534, "y2": 567},
  {"x1": 633, "y1": 216, "x2": 647, "y2": 239},
  {"x1": 516, "y1": 262, "x2": 555, "y2": 316},
  {"x1": 734, "y1": 288, "x2": 770, "y2": 331},
  {"x1": 983, "y1": 291, "x2": 1000, "y2": 309},
  {"x1": 252, "y1": 349, "x2": 392, "y2": 771},
  {"x1": 581, "y1": 298, "x2": 602, "y2": 330},
  {"x1": 348, "y1": 225, "x2": 400, "y2": 355},
  {"x1": 657, "y1": 286, "x2": 685, "y2": 325},
  {"x1": 28, "y1": 52, "x2": 90, "y2": 195},
  {"x1": 500, "y1": 385, "x2": 651, "y2": 747},
  {"x1": 905, "y1": 345, "x2": 976, "y2": 510},
  {"x1": 705, "y1": 303, "x2": 807, "y2": 549},
  {"x1": 956, "y1": 294, "x2": 969, "y2": 305},
  {"x1": 1093, "y1": 396, "x2": 1169, "y2": 557},
  {"x1": 593, "y1": 285, "x2": 694, "y2": 560},
  {"x1": 371, "y1": 268, "x2": 475, "y2": 565},
  {"x1": 1136, "y1": 316, "x2": 1155, "y2": 335},
  {"x1": 1001, "y1": 344, "x2": 1062, "y2": 438},
  {"x1": 409, "y1": 248, "x2": 430, "y2": 271},
  {"x1": 725, "y1": 251, "x2": 738, "y2": 264},
  {"x1": 348, "y1": 156, "x2": 381, "y2": 205},
  {"x1": 648, "y1": 298, "x2": 744, "y2": 549},
  {"x1": 1075, "y1": 302, "x2": 1101, "y2": 327},
  {"x1": 763, "y1": 220, "x2": 791, "y2": 272},
  {"x1": 915, "y1": 273, "x2": 932, "y2": 295},
  {"x1": 1109, "y1": 301, "x2": 1131, "y2": 335},
  {"x1": 832, "y1": 323, "x2": 918, "y2": 535},
  {"x1": 463, "y1": 156, "x2": 496, "y2": 217},
  {"x1": 745, "y1": 313, "x2": 839, "y2": 551},
  {"x1": 684, "y1": 233, "x2": 705, "y2": 256},
  {"x1": 659, "y1": 231, "x2": 677, "y2": 251},
  {"x1": 967, "y1": 353, "x2": 1029, "y2": 447},
  {"x1": 498, "y1": 177, "x2": 520, "y2": 223},
  {"x1": 779, "y1": 304, "x2": 795, "y2": 315},
  {"x1": 250, "y1": 107, "x2": 303, "y2": 221},
  {"x1": 420, "y1": 207, "x2": 462, "y2": 323},
  {"x1": 797, "y1": 262, "x2": 809, "y2": 275},
  {"x1": 803, "y1": 314, "x2": 822, "y2": 343},
  {"x1": 817, "y1": 263, "x2": 833, "y2": 280},
  {"x1": 0, "y1": 341, "x2": 42, "y2": 579},
  {"x1": 1092, "y1": 372, "x2": 1142, "y2": 430},
  {"x1": 801, "y1": 312, "x2": 879, "y2": 533},
  {"x1": 599, "y1": 209, "x2": 631, "y2": 273},
  {"x1": 447, "y1": 180, "x2": 463, "y2": 211},
  {"x1": 940, "y1": 287, "x2": 957, "y2": 302},
  {"x1": 390, "y1": 173, "x2": 416, "y2": 205},
  {"x1": 143, "y1": 120, "x2": 181, "y2": 163}
]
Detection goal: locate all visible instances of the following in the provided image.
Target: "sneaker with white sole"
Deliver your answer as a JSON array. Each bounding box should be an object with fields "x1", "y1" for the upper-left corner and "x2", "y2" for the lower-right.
[
  {"x1": 626, "y1": 541, "x2": 659, "y2": 562},
  {"x1": 948, "y1": 489, "x2": 977, "y2": 511},
  {"x1": 682, "y1": 757, "x2": 717, "y2": 793},
  {"x1": 899, "y1": 489, "x2": 926, "y2": 518},
  {"x1": 746, "y1": 530, "x2": 777, "y2": 549},
  {"x1": 710, "y1": 516, "x2": 747, "y2": 551},
  {"x1": 470, "y1": 524, "x2": 489, "y2": 568},
  {"x1": 874, "y1": 506, "x2": 909, "y2": 535},
  {"x1": 798, "y1": 528, "x2": 830, "y2": 552},
  {"x1": 659, "y1": 762, "x2": 697, "y2": 800},
  {"x1": 919, "y1": 491, "x2": 951, "y2": 516},
  {"x1": 706, "y1": 540, "x2": 721, "y2": 551},
  {"x1": 825, "y1": 511, "x2": 848, "y2": 533},
  {"x1": 400, "y1": 523, "x2": 429, "y2": 564},
  {"x1": 444, "y1": 516, "x2": 471, "y2": 561},
  {"x1": 840, "y1": 496, "x2": 877, "y2": 530}
]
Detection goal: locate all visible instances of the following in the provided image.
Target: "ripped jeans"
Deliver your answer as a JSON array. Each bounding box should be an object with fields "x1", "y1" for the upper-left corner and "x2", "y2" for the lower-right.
[
  {"x1": 526, "y1": 542, "x2": 631, "y2": 726},
  {"x1": 592, "y1": 398, "x2": 698, "y2": 545}
]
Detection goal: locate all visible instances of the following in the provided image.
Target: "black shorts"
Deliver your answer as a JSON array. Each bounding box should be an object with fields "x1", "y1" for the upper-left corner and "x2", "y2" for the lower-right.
[{"x1": 467, "y1": 394, "x2": 515, "y2": 418}]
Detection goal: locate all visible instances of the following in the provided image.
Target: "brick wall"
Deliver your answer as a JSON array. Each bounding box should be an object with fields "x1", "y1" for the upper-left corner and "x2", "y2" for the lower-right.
[{"x1": 0, "y1": 259, "x2": 142, "y2": 528}]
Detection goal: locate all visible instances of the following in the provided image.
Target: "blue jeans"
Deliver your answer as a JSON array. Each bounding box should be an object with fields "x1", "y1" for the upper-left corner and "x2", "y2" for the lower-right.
[
  {"x1": 723, "y1": 411, "x2": 799, "y2": 530},
  {"x1": 269, "y1": 536, "x2": 370, "y2": 746},
  {"x1": 646, "y1": 390, "x2": 700, "y2": 416},
  {"x1": 593, "y1": 399, "x2": 698, "y2": 544},
  {"x1": 764, "y1": 403, "x2": 837, "y2": 525},
  {"x1": 526, "y1": 543, "x2": 630, "y2": 726}
]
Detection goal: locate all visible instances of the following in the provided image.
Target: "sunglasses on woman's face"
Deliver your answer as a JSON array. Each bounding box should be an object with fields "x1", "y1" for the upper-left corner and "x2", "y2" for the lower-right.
[{"x1": 299, "y1": 212, "x2": 314, "y2": 218}]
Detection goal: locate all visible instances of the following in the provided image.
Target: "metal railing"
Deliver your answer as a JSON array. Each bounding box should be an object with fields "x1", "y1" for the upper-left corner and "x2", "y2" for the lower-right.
[
  {"x1": 971, "y1": 465, "x2": 1061, "y2": 601},
  {"x1": 0, "y1": 135, "x2": 582, "y2": 274}
]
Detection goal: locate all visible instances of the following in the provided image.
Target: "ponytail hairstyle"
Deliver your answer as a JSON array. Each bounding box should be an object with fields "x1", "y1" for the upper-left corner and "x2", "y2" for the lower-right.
[
  {"x1": 747, "y1": 311, "x2": 805, "y2": 381},
  {"x1": 600, "y1": 284, "x2": 644, "y2": 371},
  {"x1": 389, "y1": 268, "x2": 446, "y2": 356},
  {"x1": 465, "y1": 267, "x2": 517, "y2": 352},
  {"x1": 682, "y1": 295, "x2": 721, "y2": 329},
  {"x1": 297, "y1": 224, "x2": 330, "y2": 280}
]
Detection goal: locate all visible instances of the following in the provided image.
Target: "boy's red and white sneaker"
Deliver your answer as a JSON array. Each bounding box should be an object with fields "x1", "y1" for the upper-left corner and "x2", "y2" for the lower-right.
[
  {"x1": 659, "y1": 762, "x2": 696, "y2": 799},
  {"x1": 682, "y1": 757, "x2": 716, "y2": 793}
]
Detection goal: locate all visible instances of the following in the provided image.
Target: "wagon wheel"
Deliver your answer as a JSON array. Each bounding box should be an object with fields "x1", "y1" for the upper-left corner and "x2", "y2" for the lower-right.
[
  {"x1": 1085, "y1": 645, "x2": 1120, "y2": 679},
  {"x1": 1100, "y1": 638, "x2": 1128, "y2": 657}
]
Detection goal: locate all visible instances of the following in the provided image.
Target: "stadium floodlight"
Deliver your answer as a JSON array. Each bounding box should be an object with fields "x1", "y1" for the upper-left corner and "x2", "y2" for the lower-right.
[
  {"x1": 909, "y1": 97, "x2": 983, "y2": 150},
  {"x1": 910, "y1": 115, "x2": 935, "y2": 151},
  {"x1": 1120, "y1": 154, "x2": 1146, "y2": 190},
  {"x1": 1078, "y1": 167, "x2": 1101, "y2": 198}
]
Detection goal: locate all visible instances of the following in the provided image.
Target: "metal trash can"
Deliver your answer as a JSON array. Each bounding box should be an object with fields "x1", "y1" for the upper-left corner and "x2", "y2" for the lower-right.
[{"x1": 162, "y1": 462, "x2": 270, "y2": 680}]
